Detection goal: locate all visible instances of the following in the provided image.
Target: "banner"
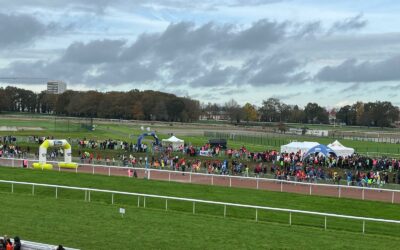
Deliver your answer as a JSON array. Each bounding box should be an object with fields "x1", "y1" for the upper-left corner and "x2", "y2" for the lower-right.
[{"x1": 199, "y1": 150, "x2": 212, "y2": 157}]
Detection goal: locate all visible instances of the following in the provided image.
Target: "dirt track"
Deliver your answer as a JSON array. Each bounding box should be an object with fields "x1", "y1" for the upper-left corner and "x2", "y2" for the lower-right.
[{"x1": 1, "y1": 158, "x2": 399, "y2": 204}]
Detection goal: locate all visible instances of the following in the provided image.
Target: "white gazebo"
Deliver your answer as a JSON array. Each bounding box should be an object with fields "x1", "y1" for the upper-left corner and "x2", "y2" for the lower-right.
[
  {"x1": 280, "y1": 141, "x2": 320, "y2": 155},
  {"x1": 327, "y1": 140, "x2": 354, "y2": 157},
  {"x1": 162, "y1": 136, "x2": 184, "y2": 151}
]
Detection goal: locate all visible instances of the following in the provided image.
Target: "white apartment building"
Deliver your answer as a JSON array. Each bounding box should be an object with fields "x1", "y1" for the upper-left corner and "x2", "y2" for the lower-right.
[{"x1": 47, "y1": 81, "x2": 67, "y2": 94}]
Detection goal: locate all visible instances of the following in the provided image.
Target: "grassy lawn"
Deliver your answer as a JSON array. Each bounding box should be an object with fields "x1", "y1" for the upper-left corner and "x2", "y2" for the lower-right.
[
  {"x1": 3, "y1": 193, "x2": 400, "y2": 250},
  {"x1": 1, "y1": 166, "x2": 400, "y2": 243}
]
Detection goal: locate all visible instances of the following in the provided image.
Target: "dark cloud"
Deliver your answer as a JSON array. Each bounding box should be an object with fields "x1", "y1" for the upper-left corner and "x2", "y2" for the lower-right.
[
  {"x1": 121, "y1": 20, "x2": 284, "y2": 62},
  {"x1": 189, "y1": 66, "x2": 236, "y2": 87},
  {"x1": 227, "y1": 20, "x2": 286, "y2": 50},
  {"x1": 0, "y1": 60, "x2": 89, "y2": 83},
  {"x1": 62, "y1": 39, "x2": 126, "y2": 64},
  {"x1": 7, "y1": 17, "x2": 386, "y2": 89},
  {"x1": 87, "y1": 62, "x2": 157, "y2": 85},
  {"x1": 316, "y1": 56, "x2": 400, "y2": 82},
  {"x1": 0, "y1": 13, "x2": 46, "y2": 47},
  {"x1": 293, "y1": 21, "x2": 322, "y2": 38},
  {"x1": 328, "y1": 14, "x2": 367, "y2": 34},
  {"x1": 243, "y1": 56, "x2": 306, "y2": 86},
  {"x1": 0, "y1": 19, "x2": 291, "y2": 87}
]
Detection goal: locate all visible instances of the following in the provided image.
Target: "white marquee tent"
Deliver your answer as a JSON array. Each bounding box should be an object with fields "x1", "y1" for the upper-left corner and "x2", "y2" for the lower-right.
[
  {"x1": 162, "y1": 136, "x2": 184, "y2": 150},
  {"x1": 327, "y1": 140, "x2": 355, "y2": 157},
  {"x1": 280, "y1": 141, "x2": 319, "y2": 155}
]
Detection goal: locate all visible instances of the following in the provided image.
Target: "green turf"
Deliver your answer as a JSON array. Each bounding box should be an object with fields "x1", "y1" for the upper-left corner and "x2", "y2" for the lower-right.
[
  {"x1": 3, "y1": 193, "x2": 400, "y2": 250},
  {"x1": 1, "y1": 166, "x2": 400, "y2": 241}
]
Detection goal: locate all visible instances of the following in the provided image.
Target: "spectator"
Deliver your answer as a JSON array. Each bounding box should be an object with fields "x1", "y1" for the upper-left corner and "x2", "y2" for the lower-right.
[
  {"x1": 5, "y1": 238, "x2": 12, "y2": 250},
  {"x1": 0, "y1": 238, "x2": 5, "y2": 250},
  {"x1": 13, "y1": 236, "x2": 21, "y2": 250}
]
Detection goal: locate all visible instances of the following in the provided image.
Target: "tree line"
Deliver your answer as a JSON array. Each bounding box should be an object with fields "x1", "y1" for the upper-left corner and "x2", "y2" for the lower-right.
[
  {"x1": 0, "y1": 86, "x2": 200, "y2": 122},
  {"x1": 0, "y1": 86, "x2": 399, "y2": 127},
  {"x1": 203, "y1": 98, "x2": 400, "y2": 127}
]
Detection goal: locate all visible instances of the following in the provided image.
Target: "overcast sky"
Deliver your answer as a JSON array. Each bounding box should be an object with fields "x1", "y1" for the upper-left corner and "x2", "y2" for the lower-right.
[{"x1": 1, "y1": 0, "x2": 400, "y2": 108}]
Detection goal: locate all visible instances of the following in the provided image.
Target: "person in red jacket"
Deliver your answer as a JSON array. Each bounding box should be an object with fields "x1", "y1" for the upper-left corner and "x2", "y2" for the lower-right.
[{"x1": 5, "y1": 238, "x2": 12, "y2": 250}]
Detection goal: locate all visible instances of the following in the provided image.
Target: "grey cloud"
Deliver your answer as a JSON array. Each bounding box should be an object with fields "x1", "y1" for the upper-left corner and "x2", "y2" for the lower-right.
[
  {"x1": 0, "y1": 60, "x2": 89, "y2": 84},
  {"x1": 189, "y1": 66, "x2": 236, "y2": 87},
  {"x1": 293, "y1": 21, "x2": 322, "y2": 38},
  {"x1": 0, "y1": 13, "x2": 46, "y2": 47},
  {"x1": 227, "y1": 20, "x2": 286, "y2": 50},
  {"x1": 122, "y1": 20, "x2": 284, "y2": 62},
  {"x1": 0, "y1": 19, "x2": 308, "y2": 89},
  {"x1": 86, "y1": 62, "x2": 158, "y2": 85},
  {"x1": 316, "y1": 56, "x2": 400, "y2": 82},
  {"x1": 244, "y1": 56, "x2": 306, "y2": 86},
  {"x1": 328, "y1": 14, "x2": 367, "y2": 34},
  {"x1": 62, "y1": 39, "x2": 126, "y2": 64}
]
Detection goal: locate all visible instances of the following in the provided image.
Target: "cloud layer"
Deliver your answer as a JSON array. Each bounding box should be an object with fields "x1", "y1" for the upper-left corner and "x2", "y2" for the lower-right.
[
  {"x1": 0, "y1": 13, "x2": 46, "y2": 47},
  {"x1": 1, "y1": 0, "x2": 400, "y2": 107}
]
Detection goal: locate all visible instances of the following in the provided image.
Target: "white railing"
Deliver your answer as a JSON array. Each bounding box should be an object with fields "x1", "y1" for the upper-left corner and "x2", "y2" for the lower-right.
[
  {"x1": 1, "y1": 157, "x2": 399, "y2": 204},
  {"x1": 1, "y1": 179, "x2": 400, "y2": 235}
]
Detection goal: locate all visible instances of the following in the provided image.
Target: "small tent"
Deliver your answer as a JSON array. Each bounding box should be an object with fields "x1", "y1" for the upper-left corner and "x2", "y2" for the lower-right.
[
  {"x1": 162, "y1": 136, "x2": 184, "y2": 150},
  {"x1": 327, "y1": 140, "x2": 355, "y2": 157},
  {"x1": 303, "y1": 144, "x2": 336, "y2": 158},
  {"x1": 280, "y1": 141, "x2": 319, "y2": 155}
]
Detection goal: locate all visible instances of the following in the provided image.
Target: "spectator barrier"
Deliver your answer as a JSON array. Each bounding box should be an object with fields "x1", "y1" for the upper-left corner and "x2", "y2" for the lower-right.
[{"x1": 1, "y1": 157, "x2": 400, "y2": 204}]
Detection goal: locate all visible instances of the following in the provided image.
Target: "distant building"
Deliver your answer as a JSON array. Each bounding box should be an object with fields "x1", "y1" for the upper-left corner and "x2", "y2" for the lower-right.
[
  {"x1": 200, "y1": 111, "x2": 229, "y2": 121},
  {"x1": 47, "y1": 81, "x2": 66, "y2": 94},
  {"x1": 328, "y1": 109, "x2": 337, "y2": 125}
]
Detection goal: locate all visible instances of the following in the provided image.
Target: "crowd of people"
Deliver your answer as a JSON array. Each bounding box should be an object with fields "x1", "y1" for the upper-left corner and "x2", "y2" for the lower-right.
[
  {"x1": 3, "y1": 135, "x2": 400, "y2": 187},
  {"x1": 0, "y1": 236, "x2": 21, "y2": 250},
  {"x1": 0, "y1": 235, "x2": 65, "y2": 250}
]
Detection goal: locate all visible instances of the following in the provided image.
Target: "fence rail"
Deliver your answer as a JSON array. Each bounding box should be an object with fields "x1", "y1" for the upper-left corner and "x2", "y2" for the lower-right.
[
  {"x1": 2, "y1": 179, "x2": 400, "y2": 235},
  {"x1": 1, "y1": 157, "x2": 400, "y2": 204}
]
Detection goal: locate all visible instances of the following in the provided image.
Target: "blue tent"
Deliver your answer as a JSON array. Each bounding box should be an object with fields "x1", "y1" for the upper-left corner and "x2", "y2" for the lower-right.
[{"x1": 303, "y1": 144, "x2": 336, "y2": 158}]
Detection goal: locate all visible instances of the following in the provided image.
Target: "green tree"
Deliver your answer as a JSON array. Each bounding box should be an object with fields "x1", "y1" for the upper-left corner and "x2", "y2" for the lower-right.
[
  {"x1": 304, "y1": 103, "x2": 329, "y2": 124},
  {"x1": 242, "y1": 103, "x2": 258, "y2": 122},
  {"x1": 224, "y1": 99, "x2": 243, "y2": 123}
]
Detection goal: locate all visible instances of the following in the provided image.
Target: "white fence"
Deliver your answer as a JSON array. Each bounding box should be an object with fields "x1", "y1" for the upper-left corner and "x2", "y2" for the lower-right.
[
  {"x1": 1, "y1": 179, "x2": 400, "y2": 235},
  {"x1": 1, "y1": 157, "x2": 400, "y2": 204}
]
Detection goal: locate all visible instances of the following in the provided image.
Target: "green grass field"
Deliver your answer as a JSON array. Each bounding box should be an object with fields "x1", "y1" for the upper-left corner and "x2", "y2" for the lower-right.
[{"x1": 1, "y1": 167, "x2": 400, "y2": 249}]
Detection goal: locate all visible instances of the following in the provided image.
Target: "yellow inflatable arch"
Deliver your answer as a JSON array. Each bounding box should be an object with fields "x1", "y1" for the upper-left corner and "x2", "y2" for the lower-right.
[{"x1": 33, "y1": 139, "x2": 78, "y2": 170}]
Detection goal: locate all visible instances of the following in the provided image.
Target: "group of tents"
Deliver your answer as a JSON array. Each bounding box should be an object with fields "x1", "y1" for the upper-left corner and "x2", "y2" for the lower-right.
[
  {"x1": 148, "y1": 133, "x2": 355, "y2": 159},
  {"x1": 280, "y1": 140, "x2": 355, "y2": 158}
]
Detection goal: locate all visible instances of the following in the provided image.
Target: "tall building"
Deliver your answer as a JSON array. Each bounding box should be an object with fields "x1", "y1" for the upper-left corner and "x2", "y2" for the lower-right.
[{"x1": 47, "y1": 81, "x2": 66, "y2": 94}]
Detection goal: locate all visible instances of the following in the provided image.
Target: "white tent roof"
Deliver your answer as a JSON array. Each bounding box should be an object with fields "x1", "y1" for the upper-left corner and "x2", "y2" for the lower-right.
[
  {"x1": 327, "y1": 140, "x2": 354, "y2": 157},
  {"x1": 162, "y1": 136, "x2": 184, "y2": 143},
  {"x1": 280, "y1": 141, "x2": 319, "y2": 154}
]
